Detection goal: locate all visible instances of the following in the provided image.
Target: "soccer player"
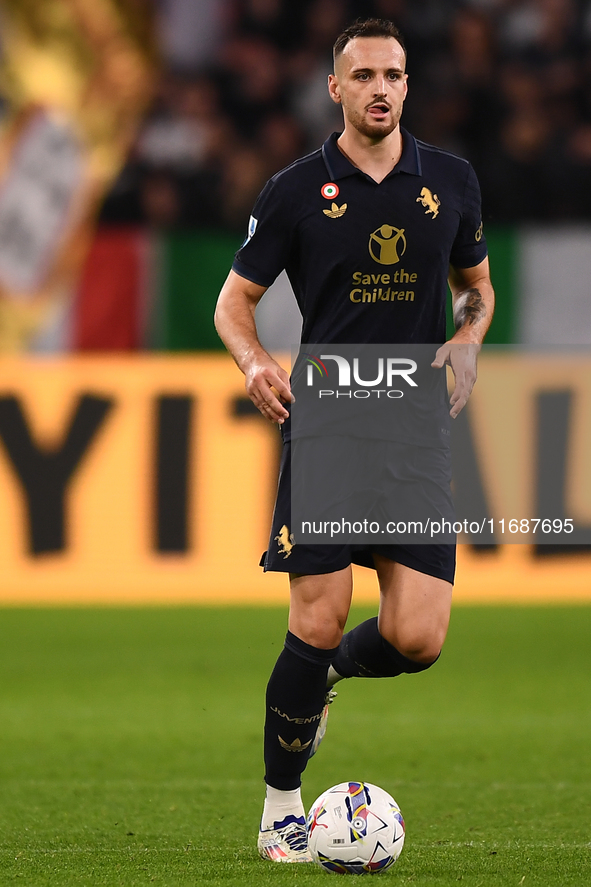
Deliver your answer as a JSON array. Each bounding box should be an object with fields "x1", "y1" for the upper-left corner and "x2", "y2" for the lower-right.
[{"x1": 214, "y1": 18, "x2": 494, "y2": 863}]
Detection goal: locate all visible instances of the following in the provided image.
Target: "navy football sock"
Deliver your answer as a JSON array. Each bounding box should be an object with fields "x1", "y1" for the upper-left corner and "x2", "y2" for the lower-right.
[
  {"x1": 332, "y1": 616, "x2": 439, "y2": 678},
  {"x1": 264, "y1": 631, "x2": 338, "y2": 791}
]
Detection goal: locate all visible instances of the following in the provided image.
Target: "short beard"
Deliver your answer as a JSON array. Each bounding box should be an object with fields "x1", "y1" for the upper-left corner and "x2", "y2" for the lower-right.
[{"x1": 346, "y1": 106, "x2": 401, "y2": 140}]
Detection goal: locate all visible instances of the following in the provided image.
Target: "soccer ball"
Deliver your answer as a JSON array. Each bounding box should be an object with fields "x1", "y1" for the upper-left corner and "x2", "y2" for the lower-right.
[{"x1": 306, "y1": 781, "x2": 405, "y2": 874}]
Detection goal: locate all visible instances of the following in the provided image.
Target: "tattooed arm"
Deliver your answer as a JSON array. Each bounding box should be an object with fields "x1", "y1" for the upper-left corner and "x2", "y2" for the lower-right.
[
  {"x1": 448, "y1": 257, "x2": 494, "y2": 342},
  {"x1": 453, "y1": 287, "x2": 485, "y2": 328},
  {"x1": 431, "y1": 257, "x2": 495, "y2": 417}
]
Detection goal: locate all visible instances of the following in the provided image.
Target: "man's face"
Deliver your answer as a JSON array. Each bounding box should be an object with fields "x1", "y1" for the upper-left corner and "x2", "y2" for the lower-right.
[{"x1": 329, "y1": 37, "x2": 408, "y2": 140}]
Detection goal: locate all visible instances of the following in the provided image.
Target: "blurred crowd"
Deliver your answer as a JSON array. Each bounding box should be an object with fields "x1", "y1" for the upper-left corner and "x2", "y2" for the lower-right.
[{"x1": 100, "y1": 0, "x2": 591, "y2": 230}]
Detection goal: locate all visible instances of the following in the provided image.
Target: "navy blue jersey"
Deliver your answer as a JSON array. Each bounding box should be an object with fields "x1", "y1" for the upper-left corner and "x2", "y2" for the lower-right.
[{"x1": 233, "y1": 129, "x2": 487, "y2": 346}]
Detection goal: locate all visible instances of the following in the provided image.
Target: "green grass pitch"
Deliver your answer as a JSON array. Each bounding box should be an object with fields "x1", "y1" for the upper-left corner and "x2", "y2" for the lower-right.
[{"x1": 0, "y1": 604, "x2": 590, "y2": 886}]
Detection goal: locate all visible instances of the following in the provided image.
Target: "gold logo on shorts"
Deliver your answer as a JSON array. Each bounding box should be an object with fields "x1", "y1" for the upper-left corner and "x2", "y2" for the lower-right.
[{"x1": 275, "y1": 524, "x2": 295, "y2": 558}]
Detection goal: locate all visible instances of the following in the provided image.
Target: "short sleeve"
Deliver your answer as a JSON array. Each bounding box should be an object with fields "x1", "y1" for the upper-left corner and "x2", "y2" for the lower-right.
[
  {"x1": 449, "y1": 163, "x2": 488, "y2": 269},
  {"x1": 232, "y1": 176, "x2": 294, "y2": 287}
]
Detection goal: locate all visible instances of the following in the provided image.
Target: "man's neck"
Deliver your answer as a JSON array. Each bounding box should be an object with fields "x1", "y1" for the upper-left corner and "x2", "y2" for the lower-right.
[{"x1": 336, "y1": 125, "x2": 403, "y2": 184}]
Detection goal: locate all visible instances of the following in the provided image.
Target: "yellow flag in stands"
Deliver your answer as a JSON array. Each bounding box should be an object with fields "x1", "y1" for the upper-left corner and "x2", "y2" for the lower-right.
[{"x1": 0, "y1": 0, "x2": 156, "y2": 350}]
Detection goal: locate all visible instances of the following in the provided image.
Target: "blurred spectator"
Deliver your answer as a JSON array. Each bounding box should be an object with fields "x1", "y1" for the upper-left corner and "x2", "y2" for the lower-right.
[
  {"x1": 482, "y1": 111, "x2": 553, "y2": 221},
  {"x1": 218, "y1": 144, "x2": 268, "y2": 230},
  {"x1": 137, "y1": 76, "x2": 226, "y2": 170},
  {"x1": 560, "y1": 122, "x2": 591, "y2": 216},
  {"x1": 100, "y1": 0, "x2": 591, "y2": 229},
  {"x1": 157, "y1": 0, "x2": 227, "y2": 69},
  {"x1": 217, "y1": 35, "x2": 287, "y2": 138},
  {"x1": 232, "y1": 0, "x2": 306, "y2": 50},
  {"x1": 289, "y1": 0, "x2": 350, "y2": 146},
  {"x1": 258, "y1": 114, "x2": 306, "y2": 176},
  {"x1": 140, "y1": 170, "x2": 181, "y2": 227}
]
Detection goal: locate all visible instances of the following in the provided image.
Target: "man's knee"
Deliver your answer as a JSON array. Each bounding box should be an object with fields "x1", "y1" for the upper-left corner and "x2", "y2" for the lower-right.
[
  {"x1": 400, "y1": 646, "x2": 441, "y2": 672},
  {"x1": 288, "y1": 570, "x2": 351, "y2": 650},
  {"x1": 292, "y1": 613, "x2": 345, "y2": 650},
  {"x1": 381, "y1": 625, "x2": 446, "y2": 665},
  {"x1": 398, "y1": 640, "x2": 441, "y2": 665}
]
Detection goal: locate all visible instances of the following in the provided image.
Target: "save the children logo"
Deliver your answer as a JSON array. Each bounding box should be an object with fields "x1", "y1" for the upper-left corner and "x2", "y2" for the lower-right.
[{"x1": 369, "y1": 225, "x2": 406, "y2": 264}]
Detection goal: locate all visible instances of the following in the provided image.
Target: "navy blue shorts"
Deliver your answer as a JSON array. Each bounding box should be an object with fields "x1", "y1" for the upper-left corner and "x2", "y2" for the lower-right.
[{"x1": 260, "y1": 441, "x2": 456, "y2": 584}]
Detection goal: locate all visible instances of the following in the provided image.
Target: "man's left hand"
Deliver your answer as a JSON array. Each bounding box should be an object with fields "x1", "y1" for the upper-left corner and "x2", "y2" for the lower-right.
[{"x1": 431, "y1": 343, "x2": 480, "y2": 418}]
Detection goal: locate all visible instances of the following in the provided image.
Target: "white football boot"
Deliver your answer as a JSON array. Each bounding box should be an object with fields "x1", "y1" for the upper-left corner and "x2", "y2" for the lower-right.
[
  {"x1": 257, "y1": 815, "x2": 312, "y2": 863},
  {"x1": 309, "y1": 689, "x2": 337, "y2": 758}
]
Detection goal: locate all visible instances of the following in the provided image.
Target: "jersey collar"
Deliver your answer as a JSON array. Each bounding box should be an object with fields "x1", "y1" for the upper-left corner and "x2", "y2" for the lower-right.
[{"x1": 321, "y1": 127, "x2": 422, "y2": 181}]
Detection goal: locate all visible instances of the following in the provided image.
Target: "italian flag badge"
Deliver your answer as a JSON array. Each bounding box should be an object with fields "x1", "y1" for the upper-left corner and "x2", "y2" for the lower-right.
[{"x1": 321, "y1": 182, "x2": 339, "y2": 199}]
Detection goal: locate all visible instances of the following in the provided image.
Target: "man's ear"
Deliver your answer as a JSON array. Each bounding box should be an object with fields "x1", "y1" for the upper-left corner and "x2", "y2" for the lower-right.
[{"x1": 328, "y1": 73, "x2": 342, "y2": 105}]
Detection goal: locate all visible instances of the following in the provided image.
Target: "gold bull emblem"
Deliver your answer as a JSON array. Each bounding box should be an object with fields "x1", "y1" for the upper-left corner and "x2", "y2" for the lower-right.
[
  {"x1": 275, "y1": 524, "x2": 295, "y2": 558},
  {"x1": 416, "y1": 186, "x2": 440, "y2": 219}
]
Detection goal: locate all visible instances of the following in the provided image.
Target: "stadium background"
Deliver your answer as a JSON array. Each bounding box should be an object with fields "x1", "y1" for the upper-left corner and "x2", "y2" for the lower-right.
[
  {"x1": 0, "y1": 4, "x2": 590, "y2": 887},
  {"x1": 0, "y1": 0, "x2": 589, "y2": 602}
]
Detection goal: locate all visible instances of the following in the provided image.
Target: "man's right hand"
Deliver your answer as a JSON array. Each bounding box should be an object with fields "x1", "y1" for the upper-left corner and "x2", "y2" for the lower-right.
[
  {"x1": 245, "y1": 357, "x2": 294, "y2": 424},
  {"x1": 214, "y1": 270, "x2": 294, "y2": 423}
]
